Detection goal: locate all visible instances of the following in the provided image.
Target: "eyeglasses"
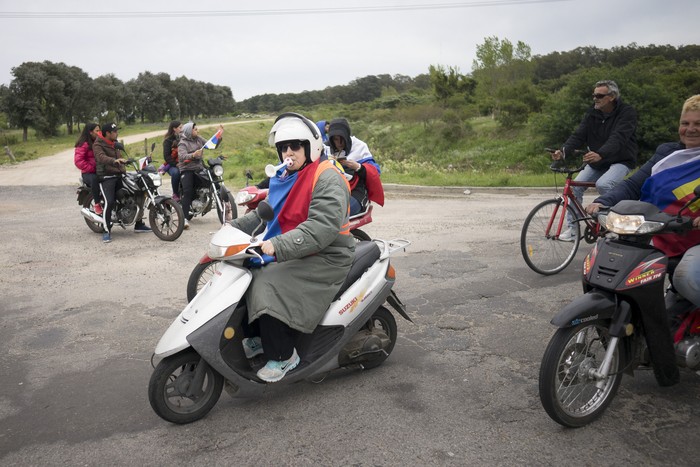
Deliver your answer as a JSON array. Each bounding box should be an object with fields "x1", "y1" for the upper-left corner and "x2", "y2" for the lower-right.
[
  {"x1": 277, "y1": 141, "x2": 303, "y2": 153},
  {"x1": 592, "y1": 93, "x2": 611, "y2": 99}
]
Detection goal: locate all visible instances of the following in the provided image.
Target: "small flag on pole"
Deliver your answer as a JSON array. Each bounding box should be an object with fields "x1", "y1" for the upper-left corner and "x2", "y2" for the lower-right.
[{"x1": 202, "y1": 128, "x2": 223, "y2": 150}]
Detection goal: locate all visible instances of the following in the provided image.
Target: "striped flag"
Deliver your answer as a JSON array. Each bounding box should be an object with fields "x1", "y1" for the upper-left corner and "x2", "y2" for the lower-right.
[{"x1": 202, "y1": 128, "x2": 223, "y2": 150}]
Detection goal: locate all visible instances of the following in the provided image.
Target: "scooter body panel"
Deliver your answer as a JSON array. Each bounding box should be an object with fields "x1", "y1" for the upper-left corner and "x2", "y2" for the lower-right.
[{"x1": 154, "y1": 263, "x2": 251, "y2": 358}]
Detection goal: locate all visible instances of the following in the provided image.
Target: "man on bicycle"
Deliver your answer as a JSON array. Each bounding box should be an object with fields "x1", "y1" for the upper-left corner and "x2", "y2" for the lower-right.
[{"x1": 552, "y1": 80, "x2": 638, "y2": 241}]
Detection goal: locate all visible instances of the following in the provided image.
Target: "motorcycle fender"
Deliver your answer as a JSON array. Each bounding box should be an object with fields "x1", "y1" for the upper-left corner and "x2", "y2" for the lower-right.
[
  {"x1": 550, "y1": 290, "x2": 616, "y2": 328},
  {"x1": 153, "y1": 195, "x2": 170, "y2": 205},
  {"x1": 154, "y1": 263, "x2": 251, "y2": 358}
]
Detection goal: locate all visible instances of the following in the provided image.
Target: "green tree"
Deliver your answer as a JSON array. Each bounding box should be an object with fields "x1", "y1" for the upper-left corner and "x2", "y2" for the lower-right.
[
  {"x1": 428, "y1": 65, "x2": 476, "y2": 103},
  {"x1": 472, "y1": 36, "x2": 533, "y2": 122}
]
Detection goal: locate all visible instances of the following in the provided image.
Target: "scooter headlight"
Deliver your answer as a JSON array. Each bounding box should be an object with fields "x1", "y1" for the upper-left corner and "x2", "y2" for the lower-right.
[
  {"x1": 235, "y1": 191, "x2": 254, "y2": 205},
  {"x1": 603, "y1": 212, "x2": 664, "y2": 234},
  {"x1": 147, "y1": 172, "x2": 162, "y2": 187},
  {"x1": 208, "y1": 243, "x2": 248, "y2": 260},
  {"x1": 213, "y1": 165, "x2": 224, "y2": 177}
]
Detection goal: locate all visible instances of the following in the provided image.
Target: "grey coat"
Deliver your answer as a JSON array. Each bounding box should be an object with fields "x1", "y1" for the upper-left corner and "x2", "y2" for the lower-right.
[
  {"x1": 232, "y1": 166, "x2": 355, "y2": 333},
  {"x1": 177, "y1": 135, "x2": 206, "y2": 172}
]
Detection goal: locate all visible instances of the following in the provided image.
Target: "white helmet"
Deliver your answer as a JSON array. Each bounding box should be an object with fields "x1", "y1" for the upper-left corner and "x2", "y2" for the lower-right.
[{"x1": 268, "y1": 112, "x2": 323, "y2": 163}]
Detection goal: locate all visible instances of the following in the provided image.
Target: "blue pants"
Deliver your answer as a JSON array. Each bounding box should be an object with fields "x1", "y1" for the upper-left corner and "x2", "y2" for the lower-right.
[
  {"x1": 568, "y1": 163, "x2": 631, "y2": 227},
  {"x1": 674, "y1": 245, "x2": 700, "y2": 307},
  {"x1": 167, "y1": 166, "x2": 181, "y2": 197}
]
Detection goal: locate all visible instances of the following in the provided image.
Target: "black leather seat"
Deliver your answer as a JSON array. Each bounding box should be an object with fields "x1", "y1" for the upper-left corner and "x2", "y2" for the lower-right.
[{"x1": 333, "y1": 241, "x2": 381, "y2": 300}]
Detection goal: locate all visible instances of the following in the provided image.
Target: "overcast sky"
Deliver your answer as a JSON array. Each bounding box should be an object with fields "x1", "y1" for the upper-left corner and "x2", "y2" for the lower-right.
[{"x1": 0, "y1": 0, "x2": 697, "y2": 101}]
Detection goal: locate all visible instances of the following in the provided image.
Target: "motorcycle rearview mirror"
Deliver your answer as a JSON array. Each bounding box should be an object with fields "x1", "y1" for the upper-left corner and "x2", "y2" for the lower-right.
[{"x1": 250, "y1": 200, "x2": 274, "y2": 241}]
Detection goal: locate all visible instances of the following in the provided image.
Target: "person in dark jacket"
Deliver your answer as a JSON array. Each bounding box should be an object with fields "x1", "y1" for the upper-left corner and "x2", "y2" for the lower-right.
[
  {"x1": 74, "y1": 122, "x2": 103, "y2": 215},
  {"x1": 586, "y1": 94, "x2": 700, "y2": 309},
  {"x1": 94, "y1": 122, "x2": 152, "y2": 243},
  {"x1": 161, "y1": 120, "x2": 182, "y2": 201},
  {"x1": 552, "y1": 80, "x2": 638, "y2": 241}
]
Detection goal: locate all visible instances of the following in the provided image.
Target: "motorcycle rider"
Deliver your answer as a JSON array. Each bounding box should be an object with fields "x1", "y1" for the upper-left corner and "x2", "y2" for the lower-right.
[
  {"x1": 74, "y1": 122, "x2": 103, "y2": 215},
  {"x1": 94, "y1": 122, "x2": 152, "y2": 243},
  {"x1": 161, "y1": 120, "x2": 182, "y2": 202},
  {"x1": 586, "y1": 94, "x2": 700, "y2": 311},
  {"x1": 327, "y1": 118, "x2": 385, "y2": 216},
  {"x1": 231, "y1": 113, "x2": 355, "y2": 382}
]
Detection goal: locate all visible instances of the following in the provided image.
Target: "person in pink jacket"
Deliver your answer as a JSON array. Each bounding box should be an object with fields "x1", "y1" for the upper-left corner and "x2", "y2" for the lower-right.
[{"x1": 74, "y1": 123, "x2": 103, "y2": 214}]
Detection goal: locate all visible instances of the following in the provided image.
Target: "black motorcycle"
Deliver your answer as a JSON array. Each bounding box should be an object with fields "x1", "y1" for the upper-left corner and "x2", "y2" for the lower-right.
[
  {"x1": 77, "y1": 150, "x2": 185, "y2": 242},
  {"x1": 539, "y1": 191, "x2": 700, "y2": 427},
  {"x1": 182, "y1": 156, "x2": 237, "y2": 223}
]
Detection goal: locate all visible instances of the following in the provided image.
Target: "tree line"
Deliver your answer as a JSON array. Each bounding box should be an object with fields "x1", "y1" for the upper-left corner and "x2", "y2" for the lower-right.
[{"x1": 0, "y1": 61, "x2": 235, "y2": 141}]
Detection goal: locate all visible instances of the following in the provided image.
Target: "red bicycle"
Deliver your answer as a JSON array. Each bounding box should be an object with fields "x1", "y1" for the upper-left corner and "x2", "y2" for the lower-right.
[{"x1": 520, "y1": 150, "x2": 605, "y2": 275}]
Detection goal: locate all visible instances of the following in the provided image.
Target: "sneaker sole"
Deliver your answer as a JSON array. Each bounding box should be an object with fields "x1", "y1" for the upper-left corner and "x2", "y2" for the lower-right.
[{"x1": 258, "y1": 355, "x2": 300, "y2": 383}]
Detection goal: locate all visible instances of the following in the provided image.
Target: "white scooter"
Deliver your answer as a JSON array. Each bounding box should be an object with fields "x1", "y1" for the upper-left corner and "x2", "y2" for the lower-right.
[{"x1": 148, "y1": 200, "x2": 411, "y2": 424}]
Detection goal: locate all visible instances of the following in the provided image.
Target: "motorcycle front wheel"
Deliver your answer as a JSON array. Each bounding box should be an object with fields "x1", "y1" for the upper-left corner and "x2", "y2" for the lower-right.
[
  {"x1": 216, "y1": 188, "x2": 238, "y2": 224},
  {"x1": 148, "y1": 350, "x2": 224, "y2": 424},
  {"x1": 149, "y1": 198, "x2": 185, "y2": 241},
  {"x1": 186, "y1": 260, "x2": 222, "y2": 302},
  {"x1": 539, "y1": 320, "x2": 622, "y2": 428}
]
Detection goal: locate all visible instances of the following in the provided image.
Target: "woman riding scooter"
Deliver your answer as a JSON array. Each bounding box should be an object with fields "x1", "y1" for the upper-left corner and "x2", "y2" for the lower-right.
[{"x1": 231, "y1": 112, "x2": 355, "y2": 382}]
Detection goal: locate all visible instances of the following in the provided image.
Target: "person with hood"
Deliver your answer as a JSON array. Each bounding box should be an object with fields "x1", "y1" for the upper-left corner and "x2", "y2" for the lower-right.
[
  {"x1": 551, "y1": 80, "x2": 638, "y2": 241},
  {"x1": 74, "y1": 122, "x2": 103, "y2": 215},
  {"x1": 232, "y1": 113, "x2": 355, "y2": 383},
  {"x1": 327, "y1": 118, "x2": 385, "y2": 216},
  {"x1": 315, "y1": 119, "x2": 330, "y2": 144},
  {"x1": 94, "y1": 122, "x2": 152, "y2": 243},
  {"x1": 177, "y1": 121, "x2": 224, "y2": 229}
]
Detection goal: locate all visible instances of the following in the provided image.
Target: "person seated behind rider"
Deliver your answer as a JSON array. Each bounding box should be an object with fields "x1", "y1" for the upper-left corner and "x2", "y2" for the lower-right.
[
  {"x1": 231, "y1": 113, "x2": 355, "y2": 383},
  {"x1": 552, "y1": 80, "x2": 638, "y2": 241},
  {"x1": 74, "y1": 122, "x2": 103, "y2": 215},
  {"x1": 161, "y1": 120, "x2": 182, "y2": 202},
  {"x1": 586, "y1": 94, "x2": 700, "y2": 313},
  {"x1": 327, "y1": 118, "x2": 385, "y2": 216},
  {"x1": 93, "y1": 122, "x2": 152, "y2": 243}
]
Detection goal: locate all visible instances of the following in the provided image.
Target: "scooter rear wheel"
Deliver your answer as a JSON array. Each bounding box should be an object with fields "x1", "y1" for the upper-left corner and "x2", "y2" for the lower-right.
[
  {"x1": 148, "y1": 350, "x2": 224, "y2": 424},
  {"x1": 361, "y1": 306, "x2": 397, "y2": 370},
  {"x1": 539, "y1": 320, "x2": 622, "y2": 427},
  {"x1": 81, "y1": 195, "x2": 105, "y2": 233}
]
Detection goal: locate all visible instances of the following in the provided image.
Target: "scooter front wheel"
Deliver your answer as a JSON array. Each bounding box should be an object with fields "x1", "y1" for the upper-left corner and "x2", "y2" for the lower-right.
[
  {"x1": 186, "y1": 260, "x2": 222, "y2": 302},
  {"x1": 539, "y1": 320, "x2": 622, "y2": 428},
  {"x1": 148, "y1": 350, "x2": 224, "y2": 424}
]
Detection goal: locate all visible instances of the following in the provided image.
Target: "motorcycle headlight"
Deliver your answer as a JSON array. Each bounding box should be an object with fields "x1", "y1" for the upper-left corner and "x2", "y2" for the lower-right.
[
  {"x1": 603, "y1": 211, "x2": 664, "y2": 234},
  {"x1": 213, "y1": 165, "x2": 224, "y2": 177},
  {"x1": 147, "y1": 172, "x2": 162, "y2": 187},
  {"x1": 235, "y1": 191, "x2": 254, "y2": 205}
]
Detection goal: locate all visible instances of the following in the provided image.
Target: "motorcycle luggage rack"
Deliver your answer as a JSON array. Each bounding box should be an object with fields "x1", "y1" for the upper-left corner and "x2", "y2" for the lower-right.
[{"x1": 375, "y1": 238, "x2": 411, "y2": 259}]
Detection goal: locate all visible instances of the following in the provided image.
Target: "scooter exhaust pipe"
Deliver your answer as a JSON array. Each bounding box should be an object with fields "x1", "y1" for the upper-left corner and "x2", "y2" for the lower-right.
[{"x1": 81, "y1": 207, "x2": 104, "y2": 224}]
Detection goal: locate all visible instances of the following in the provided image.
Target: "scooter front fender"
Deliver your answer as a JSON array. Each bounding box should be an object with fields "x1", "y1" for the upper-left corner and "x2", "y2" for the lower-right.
[
  {"x1": 550, "y1": 290, "x2": 616, "y2": 328},
  {"x1": 154, "y1": 263, "x2": 251, "y2": 358}
]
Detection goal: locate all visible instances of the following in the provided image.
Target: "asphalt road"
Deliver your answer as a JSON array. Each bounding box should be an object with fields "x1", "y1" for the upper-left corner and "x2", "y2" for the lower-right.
[{"x1": 1, "y1": 180, "x2": 699, "y2": 465}]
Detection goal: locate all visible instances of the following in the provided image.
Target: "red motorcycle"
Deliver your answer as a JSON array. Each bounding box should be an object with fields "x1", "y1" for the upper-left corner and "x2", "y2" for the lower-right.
[{"x1": 186, "y1": 170, "x2": 375, "y2": 301}]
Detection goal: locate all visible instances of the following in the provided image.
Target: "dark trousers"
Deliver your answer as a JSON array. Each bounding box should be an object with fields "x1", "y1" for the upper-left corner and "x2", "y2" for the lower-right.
[
  {"x1": 180, "y1": 170, "x2": 201, "y2": 220},
  {"x1": 259, "y1": 314, "x2": 298, "y2": 361},
  {"x1": 82, "y1": 173, "x2": 101, "y2": 206},
  {"x1": 99, "y1": 177, "x2": 120, "y2": 232}
]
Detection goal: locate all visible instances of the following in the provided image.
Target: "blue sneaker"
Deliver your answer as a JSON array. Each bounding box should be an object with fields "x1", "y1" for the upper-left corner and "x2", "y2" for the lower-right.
[
  {"x1": 102, "y1": 232, "x2": 111, "y2": 243},
  {"x1": 257, "y1": 349, "x2": 300, "y2": 383},
  {"x1": 134, "y1": 222, "x2": 152, "y2": 233},
  {"x1": 243, "y1": 337, "x2": 264, "y2": 359}
]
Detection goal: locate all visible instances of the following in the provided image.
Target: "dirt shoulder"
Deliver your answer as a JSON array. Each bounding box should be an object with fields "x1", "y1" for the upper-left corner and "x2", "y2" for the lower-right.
[{"x1": 0, "y1": 120, "x2": 268, "y2": 187}]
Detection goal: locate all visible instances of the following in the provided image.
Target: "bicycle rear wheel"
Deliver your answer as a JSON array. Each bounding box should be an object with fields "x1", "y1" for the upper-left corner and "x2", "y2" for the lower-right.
[{"x1": 521, "y1": 198, "x2": 581, "y2": 275}]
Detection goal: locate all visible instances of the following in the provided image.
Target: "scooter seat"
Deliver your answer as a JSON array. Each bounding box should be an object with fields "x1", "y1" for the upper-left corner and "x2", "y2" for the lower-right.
[{"x1": 334, "y1": 241, "x2": 381, "y2": 301}]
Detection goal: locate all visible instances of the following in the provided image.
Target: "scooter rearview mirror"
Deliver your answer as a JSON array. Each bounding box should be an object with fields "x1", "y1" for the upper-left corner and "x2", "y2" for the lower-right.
[{"x1": 256, "y1": 201, "x2": 274, "y2": 222}]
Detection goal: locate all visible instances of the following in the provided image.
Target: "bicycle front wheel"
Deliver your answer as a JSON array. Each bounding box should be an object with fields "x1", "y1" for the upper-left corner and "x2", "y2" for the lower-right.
[{"x1": 521, "y1": 198, "x2": 581, "y2": 275}]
